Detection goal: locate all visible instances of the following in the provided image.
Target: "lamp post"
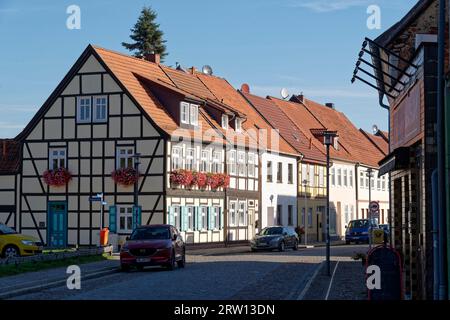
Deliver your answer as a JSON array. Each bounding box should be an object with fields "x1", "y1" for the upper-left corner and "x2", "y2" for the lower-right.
[
  {"x1": 323, "y1": 130, "x2": 338, "y2": 276},
  {"x1": 366, "y1": 168, "x2": 373, "y2": 250},
  {"x1": 133, "y1": 153, "x2": 141, "y2": 228},
  {"x1": 302, "y1": 179, "x2": 308, "y2": 246}
]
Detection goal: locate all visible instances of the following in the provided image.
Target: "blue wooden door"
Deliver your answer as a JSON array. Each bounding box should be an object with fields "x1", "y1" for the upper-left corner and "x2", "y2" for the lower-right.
[{"x1": 48, "y1": 202, "x2": 67, "y2": 247}]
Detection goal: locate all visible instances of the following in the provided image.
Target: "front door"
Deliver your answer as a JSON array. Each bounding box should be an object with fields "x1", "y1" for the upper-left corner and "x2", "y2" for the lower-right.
[{"x1": 47, "y1": 202, "x2": 67, "y2": 248}]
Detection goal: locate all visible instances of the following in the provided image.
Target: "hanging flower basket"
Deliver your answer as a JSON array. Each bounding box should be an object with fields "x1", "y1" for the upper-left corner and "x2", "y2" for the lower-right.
[
  {"x1": 207, "y1": 173, "x2": 230, "y2": 189},
  {"x1": 43, "y1": 168, "x2": 72, "y2": 187},
  {"x1": 111, "y1": 167, "x2": 140, "y2": 186},
  {"x1": 170, "y1": 169, "x2": 193, "y2": 187},
  {"x1": 192, "y1": 171, "x2": 208, "y2": 188}
]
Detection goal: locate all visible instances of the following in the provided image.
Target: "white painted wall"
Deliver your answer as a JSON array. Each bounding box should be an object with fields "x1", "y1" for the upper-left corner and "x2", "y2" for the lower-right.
[{"x1": 260, "y1": 152, "x2": 297, "y2": 229}]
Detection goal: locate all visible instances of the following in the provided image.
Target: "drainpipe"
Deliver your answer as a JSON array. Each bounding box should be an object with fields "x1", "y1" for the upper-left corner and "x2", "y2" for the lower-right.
[
  {"x1": 355, "y1": 163, "x2": 359, "y2": 219},
  {"x1": 432, "y1": 169, "x2": 439, "y2": 299},
  {"x1": 437, "y1": 0, "x2": 448, "y2": 300}
]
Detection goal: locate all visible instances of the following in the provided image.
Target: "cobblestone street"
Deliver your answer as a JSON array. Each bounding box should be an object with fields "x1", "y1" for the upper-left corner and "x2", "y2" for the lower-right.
[{"x1": 11, "y1": 244, "x2": 368, "y2": 300}]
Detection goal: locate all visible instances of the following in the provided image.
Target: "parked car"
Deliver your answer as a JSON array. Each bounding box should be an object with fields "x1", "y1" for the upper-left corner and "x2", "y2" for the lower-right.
[
  {"x1": 120, "y1": 224, "x2": 186, "y2": 271},
  {"x1": 0, "y1": 223, "x2": 43, "y2": 258},
  {"x1": 345, "y1": 219, "x2": 378, "y2": 244},
  {"x1": 250, "y1": 226, "x2": 299, "y2": 252}
]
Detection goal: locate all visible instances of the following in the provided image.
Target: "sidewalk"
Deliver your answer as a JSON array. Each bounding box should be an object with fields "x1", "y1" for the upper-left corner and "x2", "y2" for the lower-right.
[
  {"x1": 300, "y1": 259, "x2": 367, "y2": 300},
  {"x1": 0, "y1": 259, "x2": 119, "y2": 300}
]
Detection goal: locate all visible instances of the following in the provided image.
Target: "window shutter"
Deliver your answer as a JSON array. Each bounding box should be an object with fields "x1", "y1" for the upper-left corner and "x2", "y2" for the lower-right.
[
  {"x1": 195, "y1": 207, "x2": 201, "y2": 231},
  {"x1": 132, "y1": 205, "x2": 142, "y2": 230},
  {"x1": 109, "y1": 206, "x2": 117, "y2": 233},
  {"x1": 220, "y1": 207, "x2": 224, "y2": 229},
  {"x1": 181, "y1": 207, "x2": 188, "y2": 232},
  {"x1": 208, "y1": 207, "x2": 214, "y2": 230},
  {"x1": 167, "y1": 206, "x2": 174, "y2": 226}
]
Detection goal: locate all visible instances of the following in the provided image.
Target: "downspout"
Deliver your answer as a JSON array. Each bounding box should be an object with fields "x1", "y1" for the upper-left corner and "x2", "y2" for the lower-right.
[
  {"x1": 355, "y1": 163, "x2": 359, "y2": 219},
  {"x1": 437, "y1": 0, "x2": 448, "y2": 300},
  {"x1": 432, "y1": 169, "x2": 439, "y2": 299}
]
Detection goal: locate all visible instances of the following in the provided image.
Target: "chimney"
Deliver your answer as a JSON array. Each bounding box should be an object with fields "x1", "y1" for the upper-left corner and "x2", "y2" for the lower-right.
[
  {"x1": 143, "y1": 53, "x2": 160, "y2": 64},
  {"x1": 241, "y1": 83, "x2": 250, "y2": 94},
  {"x1": 289, "y1": 93, "x2": 304, "y2": 104},
  {"x1": 325, "y1": 102, "x2": 335, "y2": 109},
  {"x1": 189, "y1": 67, "x2": 197, "y2": 75},
  {"x1": 297, "y1": 94, "x2": 304, "y2": 103}
]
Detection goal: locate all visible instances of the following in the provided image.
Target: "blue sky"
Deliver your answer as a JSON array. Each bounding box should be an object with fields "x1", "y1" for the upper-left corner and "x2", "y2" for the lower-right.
[{"x1": 0, "y1": 0, "x2": 417, "y2": 138}]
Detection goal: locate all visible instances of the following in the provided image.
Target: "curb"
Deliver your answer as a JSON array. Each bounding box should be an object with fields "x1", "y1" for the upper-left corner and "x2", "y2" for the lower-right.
[
  {"x1": 296, "y1": 261, "x2": 325, "y2": 300},
  {"x1": 0, "y1": 267, "x2": 119, "y2": 300}
]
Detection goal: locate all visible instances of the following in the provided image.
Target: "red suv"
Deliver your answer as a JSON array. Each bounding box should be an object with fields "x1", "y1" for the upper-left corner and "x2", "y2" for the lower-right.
[{"x1": 120, "y1": 224, "x2": 186, "y2": 271}]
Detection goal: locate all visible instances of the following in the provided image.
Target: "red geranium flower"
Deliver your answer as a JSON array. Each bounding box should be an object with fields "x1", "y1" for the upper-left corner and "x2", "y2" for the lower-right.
[
  {"x1": 43, "y1": 168, "x2": 72, "y2": 187},
  {"x1": 111, "y1": 167, "x2": 140, "y2": 186}
]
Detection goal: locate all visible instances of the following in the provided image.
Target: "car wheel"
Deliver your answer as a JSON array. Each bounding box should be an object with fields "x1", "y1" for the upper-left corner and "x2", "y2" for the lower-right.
[
  {"x1": 293, "y1": 240, "x2": 298, "y2": 250},
  {"x1": 121, "y1": 264, "x2": 130, "y2": 272},
  {"x1": 2, "y1": 245, "x2": 19, "y2": 259},
  {"x1": 278, "y1": 241, "x2": 285, "y2": 252},
  {"x1": 177, "y1": 250, "x2": 186, "y2": 268},
  {"x1": 166, "y1": 250, "x2": 176, "y2": 270}
]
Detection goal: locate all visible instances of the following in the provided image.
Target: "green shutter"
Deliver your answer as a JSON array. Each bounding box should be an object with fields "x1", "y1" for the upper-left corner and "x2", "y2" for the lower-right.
[
  {"x1": 208, "y1": 207, "x2": 214, "y2": 230},
  {"x1": 132, "y1": 205, "x2": 142, "y2": 229},
  {"x1": 109, "y1": 206, "x2": 117, "y2": 233},
  {"x1": 181, "y1": 207, "x2": 188, "y2": 232}
]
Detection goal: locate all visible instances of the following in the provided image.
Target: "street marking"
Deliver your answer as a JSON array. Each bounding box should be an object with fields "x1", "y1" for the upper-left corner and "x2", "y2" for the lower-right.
[
  {"x1": 325, "y1": 261, "x2": 340, "y2": 300},
  {"x1": 297, "y1": 261, "x2": 325, "y2": 300}
]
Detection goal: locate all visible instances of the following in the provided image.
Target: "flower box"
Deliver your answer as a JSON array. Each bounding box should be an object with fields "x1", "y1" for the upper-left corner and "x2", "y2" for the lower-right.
[
  {"x1": 111, "y1": 167, "x2": 140, "y2": 186},
  {"x1": 43, "y1": 168, "x2": 72, "y2": 187}
]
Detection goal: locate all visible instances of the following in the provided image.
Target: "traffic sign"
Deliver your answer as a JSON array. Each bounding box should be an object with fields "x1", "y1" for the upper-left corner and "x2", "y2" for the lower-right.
[
  {"x1": 89, "y1": 193, "x2": 104, "y2": 202},
  {"x1": 369, "y1": 201, "x2": 379, "y2": 213}
]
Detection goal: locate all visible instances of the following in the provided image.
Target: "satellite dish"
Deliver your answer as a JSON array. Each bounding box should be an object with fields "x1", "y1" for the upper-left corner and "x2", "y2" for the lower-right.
[
  {"x1": 202, "y1": 65, "x2": 213, "y2": 75},
  {"x1": 280, "y1": 88, "x2": 289, "y2": 100},
  {"x1": 372, "y1": 124, "x2": 379, "y2": 135}
]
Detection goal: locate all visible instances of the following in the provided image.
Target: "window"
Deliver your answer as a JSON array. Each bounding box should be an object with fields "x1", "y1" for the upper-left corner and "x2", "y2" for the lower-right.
[
  {"x1": 172, "y1": 147, "x2": 182, "y2": 170},
  {"x1": 288, "y1": 163, "x2": 293, "y2": 184},
  {"x1": 186, "y1": 148, "x2": 195, "y2": 171},
  {"x1": 117, "y1": 147, "x2": 134, "y2": 169},
  {"x1": 308, "y1": 208, "x2": 313, "y2": 227},
  {"x1": 302, "y1": 164, "x2": 308, "y2": 185},
  {"x1": 77, "y1": 97, "x2": 91, "y2": 123},
  {"x1": 230, "y1": 201, "x2": 237, "y2": 226},
  {"x1": 345, "y1": 205, "x2": 349, "y2": 225},
  {"x1": 318, "y1": 166, "x2": 324, "y2": 187},
  {"x1": 309, "y1": 165, "x2": 314, "y2": 186},
  {"x1": 238, "y1": 201, "x2": 246, "y2": 226},
  {"x1": 190, "y1": 104, "x2": 198, "y2": 126},
  {"x1": 237, "y1": 151, "x2": 246, "y2": 176},
  {"x1": 277, "y1": 205, "x2": 282, "y2": 225},
  {"x1": 377, "y1": 177, "x2": 381, "y2": 191},
  {"x1": 288, "y1": 205, "x2": 293, "y2": 226},
  {"x1": 277, "y1": 162, "x2": 283, "y2": 183},
  {"x1": 337, "y1": 168, "x2": 342, "y2": 186},
  {"x1": 49, "y1": 148, "x2": 67, "y2": 170},
  {"x1": 349, "y1": 170, "x2": 353, "y2": 187},
  {"x1": 365, "y1": 173, "x2": 370, "y2": 189},
  {"x1": 93, "y1": 96, "x2": 108, "y2": 122},
  {"x1": 228, "y1": 151, "x2": 236, "y2": 175},
  {"x1": 343, "y1": 169, "x2": 348, "y2": 187},
  {"x1": 331, "y1": 167, "x2": 335, "y2": 186},
  {"x1": 186, "y1": 206, "x2": 194, "y2": 230},
  {"x1": 212, "y1": 151, "x2": 221, "y2": 173},
  {"x1": 350, "y1": 205, "x2": 354, "y2": 221},
  {"x1": 118, "y1": 206, "x2": 133, "y2": 233},
  {"x1": 371, "y1": 176, "x2": 375, "y2": 189},
  {"x1": 382, "y1": 176, "x2": 386, "y2": 191},
  {"x1": 173, "y1": 205, "x2": 181, "y2": 230},
  {"x1": 180, "y1": 102, "x2": 189, "y2": 124},
  {"x1": 267, "y1": 161, "x2": 273, "y2": 182},
  {"x1": 200, "y1": 206, "x2": 208, "y2": 230},
  {"x1": 200, "y1": 150, "x2": 210, "y2": 172},
  {"x1": 248, "y1": 153, "x2": 255, "y2": 177},
  {"x1": 212, "y1": 206, "x2": 220, "y2": 229},
  {"x1": 360, "y1": 172, "x2": 365, "y2": 188},
  {"x1": 235, "y1": 117, "x2": 243, "y2": 132},
  {"x1": 221, "y1": 114, "x2": 229, "y2": 129},
  {"x1": 301, "y1": 207, "x2": 306, "y2": 225}
]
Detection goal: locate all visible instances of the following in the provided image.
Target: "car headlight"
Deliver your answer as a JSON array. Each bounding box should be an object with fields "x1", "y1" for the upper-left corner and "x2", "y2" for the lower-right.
[
  {"x1": 21, "y1": 240, "x2": 34, "y2": 246},
  {"x1": 361, "y1": 231, "x2": 369, "y2": 235}
]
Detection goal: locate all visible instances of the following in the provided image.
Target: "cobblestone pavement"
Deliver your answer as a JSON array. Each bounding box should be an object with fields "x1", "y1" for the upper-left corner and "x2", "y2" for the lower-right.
[{"x1": 11, "y1": 244, "x2": 367, "y2": 300}]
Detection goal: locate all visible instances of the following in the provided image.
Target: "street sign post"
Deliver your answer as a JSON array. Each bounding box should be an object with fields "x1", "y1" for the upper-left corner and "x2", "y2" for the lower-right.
[{"x1": 89, "y1": 193, "x2": 106, "y2": 239}]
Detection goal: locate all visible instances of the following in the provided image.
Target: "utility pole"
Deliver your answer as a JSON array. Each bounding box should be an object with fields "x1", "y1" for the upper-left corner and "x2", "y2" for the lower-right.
[
  {"x1": 367, "y1": 168, "x2": 373, "y2": 250},
  {"x1": 303, "y1": 179, "x2": 308, "y2": 246}
]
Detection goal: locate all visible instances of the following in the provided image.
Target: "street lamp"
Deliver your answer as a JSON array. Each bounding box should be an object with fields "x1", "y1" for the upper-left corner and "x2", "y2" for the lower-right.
[
  {"x1": 322, "y1": 130, "x2": 338, "y2": 276},
  {"x1": 366, "y1": 168, "x2": 374, "y2": 249},
  {"x1": 133, "y1": 153, "x2": 141, "y2": 228},
  {"x1": 302, "y1": 179, "x2": 308, "y2": 246}
]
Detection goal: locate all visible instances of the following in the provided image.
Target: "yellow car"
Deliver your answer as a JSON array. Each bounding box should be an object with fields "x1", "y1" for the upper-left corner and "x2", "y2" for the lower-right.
[{"x1": 0, "y1": 223, "x2": 43, "y2": 258}]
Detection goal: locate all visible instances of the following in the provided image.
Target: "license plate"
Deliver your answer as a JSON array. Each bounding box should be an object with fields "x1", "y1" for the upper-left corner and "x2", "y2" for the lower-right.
[{"x1": 136, "y1": 257, "x2": 151, "y2": 263}]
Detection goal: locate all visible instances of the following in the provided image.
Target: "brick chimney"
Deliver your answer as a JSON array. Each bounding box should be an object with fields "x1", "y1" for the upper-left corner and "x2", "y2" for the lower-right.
[
  {"x1": 241, "y1": 83, "x2": 250, "y2": 94},
  {"x1": 325, "y1": 102, "x2": 335, "y2": 109},
  {"x1": 289, "y1": 94, "x2": 304, "y2": 104},
  {"x1": 143, "y1": 53, "x2": 160, "y2": 64}
]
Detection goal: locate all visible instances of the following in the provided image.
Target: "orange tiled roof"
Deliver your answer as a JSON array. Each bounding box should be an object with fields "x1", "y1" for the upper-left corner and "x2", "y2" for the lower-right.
[
  {"x1": 360, "y1": 130, "x2": 389, "y2": 156},
  {"x1": 241, "y1": 91, "x2": 325, "y2": 164}
]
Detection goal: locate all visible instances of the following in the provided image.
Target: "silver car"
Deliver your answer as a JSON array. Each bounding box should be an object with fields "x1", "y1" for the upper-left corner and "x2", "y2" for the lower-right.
[{"x1": 250, "y1": 226, "x2": 299, "y2": 252}]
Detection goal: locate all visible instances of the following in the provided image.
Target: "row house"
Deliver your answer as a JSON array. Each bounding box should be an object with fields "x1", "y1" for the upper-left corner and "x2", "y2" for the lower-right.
[{"x1": 355, "y1": 0, "x2": 441, "y2": 299}]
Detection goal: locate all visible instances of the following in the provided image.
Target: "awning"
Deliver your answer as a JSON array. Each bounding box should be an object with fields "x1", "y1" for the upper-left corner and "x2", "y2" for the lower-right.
[{"x1": 378, "y1": 147, "x2": 410, "y2": 177}]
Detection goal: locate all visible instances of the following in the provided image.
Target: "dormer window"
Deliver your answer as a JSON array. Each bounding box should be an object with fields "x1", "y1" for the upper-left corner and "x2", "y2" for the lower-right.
[
  {"x1": 222, "y1": 114, "x2": 229, "y2": 129},
  {"x1": 180, "y1": 102, "x2": 199, "y2": 126},
  {"x1": 235, "y1": 117, "x2": 243, "y2": 132}
]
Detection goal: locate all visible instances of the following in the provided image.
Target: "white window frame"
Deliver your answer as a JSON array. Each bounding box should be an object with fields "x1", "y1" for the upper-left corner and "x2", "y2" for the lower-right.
[
  {"x1": 302, "y1": 164, "x2": 308, "y2": 185},
  {"x1": 337, "y1": 168, "x2": 342, "y2": 186},
  {"x1": 331, "y1": 167, "x2": 335, "y2": 186},
  {"x1": 318, "y1": 166, "x2": 324, "y2": 187},
  {"x1": 186, "y1": 148, "x2": 195, "y2": 171},
  {"x1": 349, "y1": 170, "x2": 353, "y2": 187},
  {"x1": 221, "y1": 114, "x2": 229, "y2": 129},
  {"x1": 343, "y1": 169, "x2": 348, "y2": 187},
  {"x1": 93, "y1": 95, "x2": 108, "y2": 123},
  {"x1": 230, "y1": 201, "x2": 237, "y2": 226},
  {"x1": 180, "y1": 102, "x2": 190, "y2": 125},
  {"x1": 77, "y1": 96, "x2": 92, "y2": 123},
  {"x1": 287, "y1": 163, "x2": 293, "y2": 184},
  {"x1": 200, "y1": 150, "x2": 210, "y2": 172},
  {"x1": 212, "y1": 151, "x2": 221, "y2": 173},
  {"x1": 237, "y1": 151, "x2": 246, "y2": 176},
  {"x1": 172, "y1": 147, "x2": 182, "y2": 170},
  {"x1": 235, "y1": 117, "x2": 242, "y2": 132},
  {"x1": 186, "y1": 206, "x2": 194, "y2": 231},
  {"x1": 382, "y1": 176, "x2": 386, "y2": 191},
  {"x1": 277, "y1": 162, "x2": 283, "y2": 183},
  {"x1": 190, "y1": 104, "x2": 199, "y2": 126},
  {"x1": 238, "y1": 201, "x2": 246, "y2": 226},
  {"x1": 228, "y1": 150, "x2": 236, "y2": 175},
  {"x1": 116, "y1": 147, "x2": 134, "y2": 169},
  {"x1": 49, "y1": 148, "x2": 67, "y2": 170},
  {"x1": 200, "y1": 206, "x2": 208, "y2": 230},
  {"x1": 360, "y1": 171, "x2": 365, "y2": 188},
  {"x1": 213, "y1": 206, "x2": 220, "y2": 230},
  {"x1": 118, "y1": 205, "x2": 133, "y2": 233},
  {"x1": 248, "y1": 153, "x2": 255, "y2": 178},
  {"x1": 309, "y1": 165, "x2": 314, "y2": 186},
  {"x1": 173, "y1": 205, "x2": 181, "y2": 230}
]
